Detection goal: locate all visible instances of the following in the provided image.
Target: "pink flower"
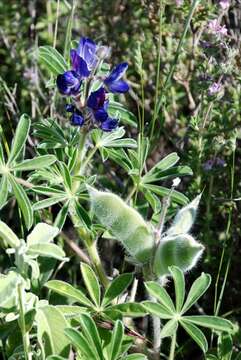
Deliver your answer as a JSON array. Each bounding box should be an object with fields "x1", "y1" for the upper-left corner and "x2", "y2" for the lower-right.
[
  {"x1": 219, "y1": 0, "x2": 230, "y2": 10},
  {"x1": 208, "y1": 19, "x2": 228, "y2": 36}
]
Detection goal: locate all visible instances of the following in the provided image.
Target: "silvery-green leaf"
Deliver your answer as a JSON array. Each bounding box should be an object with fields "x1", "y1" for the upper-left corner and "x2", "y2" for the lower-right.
[
  {"x1": 180, "y1": 320, "x2": 208, "y2": 353},
  {"x1": 0, "y1": 221, "x2": 20, "y2": 248},
  {"x1": 183, "y1": 316, "x2": 233, "y2": 333},
  {"x1": 142, "y1": 301, "x2": 173, "y2": 319},
  {"x1": 109, "y1": 320, "x2": 124, "y2": 360},
  {"x1": 27, "y1": 243, "x2": 66, "y2": 261},
  {"x1": 102, "y1": 273, "x2": 133, "y2": 307},
  {"x1": 87, "y1": 186, "x2": 154, "y2": 263},
  {"x1": 160, "y1": 319, "x2": 178, "y2": 338},
  {"x1": 0, "y1": 175, "x2": 8, "y2": 209},
  {"x1": 27, "y1": 223, "x2": 59, "y2": 245},
  {"x1": 182, "y1": 273, "x2": 211, "y2": 313},
  {"x1": 11, "y1": 155, "x2": 56, "y2": 171},
  {"x1": 153, "y1": 234, "x2": 204, "y2": 277},
  {"x1": 167, "y1": 194, "x2": 201, "y2": 236},
  {"x1": 80, "y1": 263, "x2": 100, "y2": 307},
  {"x1": 0, "y1": 271, "x2": 23, "y2": 309},
  {"x1": 8, "y1": 114, "x2": 31, "y2": 164},
  {"x1": 169, "y1": 266, "x2": 185, "y2": 312},
  {"x1": 144, "y1": 282, "x2": 175, "y2": 313},
  {"x1": 38, "y1": 46, "x2": 68, "y2": 76}
]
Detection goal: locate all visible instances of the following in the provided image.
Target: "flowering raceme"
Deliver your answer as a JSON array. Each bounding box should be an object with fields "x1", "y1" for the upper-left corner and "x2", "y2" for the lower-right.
[{"x1": 56, "y1": 37, "x2": 129, "y2": 131}]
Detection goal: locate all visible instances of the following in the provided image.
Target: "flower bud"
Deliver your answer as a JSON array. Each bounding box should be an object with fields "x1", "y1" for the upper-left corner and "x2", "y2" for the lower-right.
[
  {"x1": 153, "y1": 234, "x2": 204, "y2": 277},
  {"x1": 87, "y1": 186, "x2": 154, "y2": 263}
]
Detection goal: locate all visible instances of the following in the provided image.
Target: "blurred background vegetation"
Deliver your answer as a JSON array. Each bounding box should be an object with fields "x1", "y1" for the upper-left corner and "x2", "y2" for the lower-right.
[{"x1": 0, "y1": 0, "x2": 241, "y2": 357}]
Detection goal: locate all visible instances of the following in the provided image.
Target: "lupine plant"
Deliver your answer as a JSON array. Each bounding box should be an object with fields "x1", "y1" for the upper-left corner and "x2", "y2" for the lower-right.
[{"x1": 0, "y1": 0, "x2": 240, "y2": 359}]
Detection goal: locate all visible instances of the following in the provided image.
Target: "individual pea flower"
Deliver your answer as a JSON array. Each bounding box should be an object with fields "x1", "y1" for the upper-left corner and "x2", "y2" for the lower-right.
[
  {"x1": 57, "y1": 37, "x2": 98, "y2": 96},
  {"x1": 87, "y1": 87, "x2": 118, "y2": 132},
  {"x1": 208, "y1": 82, "x2": 222, "y2": 96},
  {"x1": 219, "y1": 0, "x2": 230, "y2": 10},
  {"x1": 104, "y1": 63, "x2": 129, "y2": 93},
  {"x1": 208, "y1": 19, "x2": 228, "y2": 37},
  {"x1": 65, "y1": 104, "x2": 84, "y2": 126}
]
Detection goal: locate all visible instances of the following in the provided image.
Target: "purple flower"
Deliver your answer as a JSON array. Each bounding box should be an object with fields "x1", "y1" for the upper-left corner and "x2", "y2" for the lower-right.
[
  {"x1": 104, "y1": 63, "x2": 129, "y2": 93},
  {"x1": 203, "y1": 159, "x2": 214, "y2": 171},
  {"x1": 77, "y1": 37, "x2": 97, "y2": 70},
  {"x1": 56, "y1": 71, "x2": 81, "y2": 96},
  {"x1": 65, "y1": 104, "x2": 84, "y2": 127},
  {"x1": 87, "y1": 87, "x2": 106, "y2": 110},
  {"x1": 208, "y1": 19, "x2": 228, "y2": 36},
  {"x1": 208, "y1": 82, "x2": 222, "y2": 96},
  {"x1": 101, "y1": 117, "x2": 118, "y2": 132},
  {"x1": 219, "y1": 0, "x2": 230, "y2": 10}
]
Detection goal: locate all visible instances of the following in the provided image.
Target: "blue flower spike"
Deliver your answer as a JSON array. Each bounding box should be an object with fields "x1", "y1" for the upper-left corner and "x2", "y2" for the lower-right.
[{"x1": 104, "y1": 62, "x2": 129, "y2": 93}]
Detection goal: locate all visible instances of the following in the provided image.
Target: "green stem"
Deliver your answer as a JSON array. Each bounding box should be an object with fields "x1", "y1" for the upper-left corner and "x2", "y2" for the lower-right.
[
  {"x1": 169, "y1": 332, "x2": 176, "y2": 360},
  {"x1": 18, "y1": 284, "x2": 31, "y2": 360},
  {"x1": 156, "y1": 0, "x2": 200, "y2": 118},
  {"x1": 80, "y1": 145, "x2": 97, "y2": 175},
  {"x1": 150, "y1": 0, "x2": 164, "y2": 140}
]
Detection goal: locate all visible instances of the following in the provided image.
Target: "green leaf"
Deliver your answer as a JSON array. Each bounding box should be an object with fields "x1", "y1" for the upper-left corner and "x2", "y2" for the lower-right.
[
  {"x1": 65, "y1": 328, "x2": 98, "y2": 359},
  {"x1": 36, "y1": 305, "x2": 70, "y2": 357},
  {"x1": 27, "y1": 243, "x2": 66, "y2": 260},
  {"x1": 45, "y1": 280, "x2": 93, "y2": 308},
  {"x1": 0, "y1": 271, "x2": 22, "y2": 309},
  {"x1": 123, "y1": 355, "x2": 147, "y2": 360},
  {"x1": 54, "y1": 202, "x2": 70, "y2": 230},
  {"x1": 38, "y1": 46, "x2": 68, "y2": 76},
  {"x1": 108, "y1": 302, "x2": 147, "y2": 317},
  {"x1": 79, "y1": 314, "x2": 103, "y2": 360},
  {"x1": 142, "y1": 301, "x2": 173, "y2": 319},
  {"x1": 33, "y1": 195, "x2": 66, "y2": 210},
  {"x1": 80, "y1": 263, "x2": 101, "y2": 307},
  {"x1": 109, "y1": 320, "x2": 124, "y2": 360},
  {"x1": 143, "y1": 184, "x2": 188, "y2": 205},
  {"x1": 183, "y1": 316, "x2": 233, "y2": 333},
  {"x1": 12, "y1": 155, "x2": 56, "y2": 171},
  {"x1": 144, "y1": 281, "x2": 175, "y2": 313},
  {"x1": 102, "y1": 273, "x2": 133, "y2": 307},
  {"x1": 218, "y1": 333, "x2": 233, "y2": 360},
  {"x1": 169, "y1": 266, "x2": 185, "y2": 312},
  {"x1": 8, "y1": 114, "x2": 31, "y2": 164},
  {"x1": 56, "y1": 305, "x2": 88, "y2": 318},
  {"x1": 0, "y1": 220, "x2": 20, "y2": 248},
  {"x1": 182, "y1": 273, "x2": 211, "y2": 313},
  {"x1": 46, "y1": 356, "x2": 67, "y2": 360},
  {"x1": 160, "y1": 319, "x2": 178, "y2": 338},
  {"x1": 0, "y1": 175, "x2": 8, "y2": 209},
  {"x1": 180, "y1": 319, "x2": 208, "y2": 353},
  {"x1": 27, "y1": 223, "x2": 59, "y2": 245},
  {"x1": 8, "y1": 174, "x2": 33, "y2": 229}
]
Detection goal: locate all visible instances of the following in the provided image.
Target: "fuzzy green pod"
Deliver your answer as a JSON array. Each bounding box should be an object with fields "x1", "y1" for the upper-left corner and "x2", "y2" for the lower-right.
[
  {"x1": 167, "y1": 194, "x2": 201, "y2": 236},
  {"x1": 88, "y1": 186, "x2": 154, "y2": 263},
  {"x1": 153, "y1": 234, "x2": 204, "y2": 277}
]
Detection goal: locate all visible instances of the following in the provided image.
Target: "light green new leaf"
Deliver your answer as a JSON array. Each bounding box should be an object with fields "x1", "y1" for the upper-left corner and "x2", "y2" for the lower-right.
[
  {"x1": 169, "y1": 266, "x2": 185, "y2": 312},
  {"x1": 8, "y1": 174, "x2": 33, "y2": 229},
  {"x1": 0, "y1": 175, "x2": 8, "y2": 209},
  {"x1": 27, "y1": 223, "x2": 59, "y2": 245},
  {"x1": 45, "y1": 280, "x2": 93, "y2": 308},
  {"x1": 36, "y1": 305, "x2": 70, "y2": 357},
  {"x1": 180, "y1": 319, "x2": 208, "y2": 353},
  {"x1": 38, "y1": 46, "x2": 68, "y2": 76},
  {"x1": 182, "y1": 273, "x2": 211, "y2": 313},
  {"x1": 0, "y1": 220, "x2": 20, "y2": 248},
  {"x1": 8, "y1": 114, "x2": 31, "y2": 164},
  {"x1": 145, "y1": 282, "x2": 175, "y2": 313},
  {"x1": 12, "y1": 155, "x2": 56, "y2": 171},
  {"x1": 183, "y1": 316, "x2": 233, "y2": 333},
  {"x1": 79, "y1": 314, "x2": 103, "y2": 360},
  {"x1": 27, "y1": 243, "x2": 66, "y2": 260},
  {"x1": 65, "y1": 328, "x2": 98, "y2": 359},
  {"x1": 160, "y1": 319, "x2": 178, "y2": 338},
  {"x1": 109, "y1": 320, "x2": 124, "y2": 360},
  {"x1": 102, "y1": 273, "x2": 133, "y2": 307},
  {"x1": 0, "y1": 271, "x2": 22, "y2": 309},
  {"x1": 80, "y1": 263, "x2": 101, "y2": 307},
  {"x1": 142, "y1": 301, "x2": 173, "y2": 319}
]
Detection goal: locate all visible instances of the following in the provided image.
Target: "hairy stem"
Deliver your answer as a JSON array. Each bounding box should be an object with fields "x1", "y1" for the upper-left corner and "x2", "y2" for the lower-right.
[
  {"x1": 18, "y1": 283, "x2": 32, "y2": 360},
  {"x1": 169, "y1": 332, "x2": 176, "y2": 360}
]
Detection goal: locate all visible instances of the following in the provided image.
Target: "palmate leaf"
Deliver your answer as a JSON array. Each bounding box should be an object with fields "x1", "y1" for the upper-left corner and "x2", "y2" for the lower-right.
[
  {"x1": 65, "y1": 328, "x2": 99, "y2": 359},
  {"x1": 38, "y1": 46, "x2": 68, "y2": 76},
  {"x1": 107, "y1": 302, "x2": 147, "y2": 318},
  {"x1": 80, "y1": 263, "x2": 101, "y2": 307},
  {"x1": 36, "y1": 305, "x2": 70, "y2": 357},
  {"x1": 0, "y1": 175, "x2": 8, "y2": 209},
  {"x1": 8, "y1": 114, "x2": 31, "y2": 164},
  {"x1": 183, "y1": 316, "x2": 233, "y2": 333},
  {"x1": 109, "y1": 320, "x2": 124, "y2": 360},
  {"x1": 102, "y1": 273, "x2": 133, "y2": 307},
  {"x1": 0, "y1": 271, "x2": 23, "y2": 309},
  {"x1": 27, "y1": 243, "x2": 66, "y2": 261},
  {"x1": 142, "y1": 301, "x2": 173, "y2": 319},
  {"x1": 8, "y1": 174, "x2": 33, "y2": 229},
  {"x1": 142, "y1": 184, "x2": 189, "y2": 205},
  {"x1": 45, "y1": 280, "x2": 94, "y2": 308},
  {"x1": 0, "y1": 221, "x2": 20, "y2": 248},
  {"x1": 144, "y1": 282, "x2": 175, "y2": 313},
  {"x1": 169, "y1": 266, "x2": 185, "y2": 313},
  {"x1": 92, "y1": 127, "x2": 137, "y2": 150},
  {"x1": 12, "y1": 155, "x2": 56, "y2": 171},
  {"x1": 160, "y1": 319, "x2": 178, "y2": 339},
  {"x1": 123, "y1": 355, "x2": 147, "y2": 360},
  {"x1": 33, "y1": 195, "x2": 67, "y2": 210},
  {"x1": 180, "y1": 320, "x2": 208, "y2": 353},
  {"x1": 54, "y1": 202, "x2": 70, "y2": 230},
  {"x1": 27, "y1": 223, "x2": 59, "y2": 245}
]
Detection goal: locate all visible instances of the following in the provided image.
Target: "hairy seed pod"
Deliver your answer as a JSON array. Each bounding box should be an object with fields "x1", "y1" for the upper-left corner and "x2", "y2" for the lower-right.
[
  {"x1": 167, "y1": 194, "x2": 201, "y2": 236},
  {"x1": 153, "y1": 234, "x2": 204, "y2": 277},
  {"x1": 88, "y1": 186, "x2": 154, "y2": 263}
]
